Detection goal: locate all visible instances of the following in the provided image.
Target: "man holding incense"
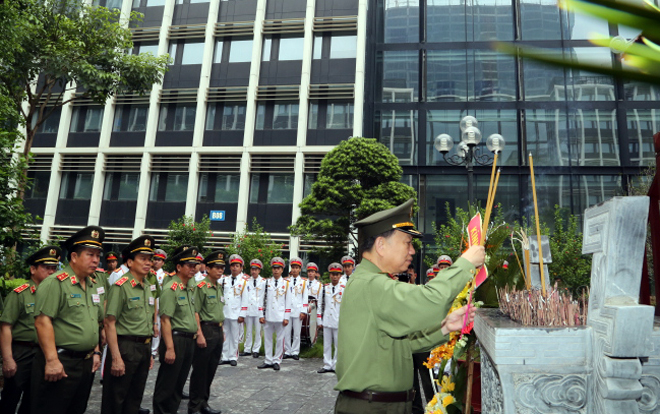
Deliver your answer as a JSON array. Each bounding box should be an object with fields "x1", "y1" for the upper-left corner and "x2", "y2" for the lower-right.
[{"x1": 334, "y1": 199, "x2": 485, "y2": 414}]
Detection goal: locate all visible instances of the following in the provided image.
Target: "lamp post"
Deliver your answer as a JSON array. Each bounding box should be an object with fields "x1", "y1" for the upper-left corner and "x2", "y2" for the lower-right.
[{"x1": 434, "y1": 116, "x2": 506, "y2": 205}]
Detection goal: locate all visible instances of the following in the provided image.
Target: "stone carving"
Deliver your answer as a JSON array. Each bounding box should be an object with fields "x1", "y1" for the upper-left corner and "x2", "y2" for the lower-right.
[
  {"x1": 638, "y1": 373, "x2": 660, "y2": 414},
  {"x1": 480, "y1": 350, "x2": 503, "y2": 414},
  {"x1": 524, "y1": 236, "x2": 551, "y2": 290},
  {"x1": 515, "y1": 374, "x2": 587, "y2": 414}
]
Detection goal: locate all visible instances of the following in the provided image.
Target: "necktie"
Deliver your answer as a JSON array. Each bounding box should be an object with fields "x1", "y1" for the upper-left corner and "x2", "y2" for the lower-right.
[
  {"x1": 253, "y1": 279, "x2": 256, "y2": 287},
  {"x1": 294, "y1": 278, "x2": 297, "y2": 286},
  {"x1": 232, "y1": 277, "x2": 235, "y2": 286},
  {"x1": 346, "y1": 276, "x2": 349, "y2": 281},
  {"x1": 275, "y1": 279, "x2": 278, "y2": 288},
  {"x1": 332, "y1": 286, "x2": 335, "y2": 294}
]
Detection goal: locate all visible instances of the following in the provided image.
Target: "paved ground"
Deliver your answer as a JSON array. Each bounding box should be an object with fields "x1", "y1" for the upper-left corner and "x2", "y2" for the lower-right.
[{"x1": 87, "y1": 355, "x2": 339, "y2": 414}]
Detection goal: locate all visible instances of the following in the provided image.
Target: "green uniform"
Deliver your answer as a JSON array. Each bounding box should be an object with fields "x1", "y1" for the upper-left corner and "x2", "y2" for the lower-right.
[
  {"x1": 0, "y1": 279, "x2": 38, "y2": 414},
  {"x1": 189, "y1": 278, "x2": 225, "y2": 413},
  {"x1": 102, "y1": 272, "x2": 156, "y2": 414},
  {"x1": 153, "y1": 274, "x2": 197, "y2": 414},
  {"x1": 334, "y1": 258, "x2": 475, "y2": 413},
  {"x1": 31, "y1": 265, "x2": 104, "y2": 414},
  {"x1": 146, "y1": 270, "x2": 162, "y2": 299}
]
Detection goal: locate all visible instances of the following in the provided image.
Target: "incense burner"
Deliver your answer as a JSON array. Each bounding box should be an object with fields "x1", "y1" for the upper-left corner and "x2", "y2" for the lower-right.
[{"x1": 475, "y1": 196, "x2": 660, "y2": 414}]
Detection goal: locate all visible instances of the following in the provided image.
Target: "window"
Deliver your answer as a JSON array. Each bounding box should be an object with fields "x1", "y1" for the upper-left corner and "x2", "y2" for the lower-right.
[
  {"x1": 382, "y1": 0, "x2": 420, "y2": 43},
  {"x1": 249, "y1": 173, "x2": 294, "y2": 204},
  {"x1": 94, "y1": 0, "x2": 123, "y2": 9},
  {"x1": 158, "y1": 104, "x2": 197, "y2": 131},
  {"x1": 103, "y1": 173, "x2": 140, "y2": 201},
  {"x1": 228, "y1": 39, "x2": 253, "y2": 63},
  {"x1": 379, "y1": 51, "x2": 419, "y2": 102},
  {"x1": 149, "y1": 173, "x2": 189, "y2": 202},
  {"x1": 206, "y1": 103, "x2": 247, "y2": 131},
  {"x1": 113, "y1": 105, "x2": 149, "y2": 132},
  {"x1": 213, "y1": 40, "x2": 224, "y2": 63},
  {"x1": 308, "y1": 102, "x2": 354, "y2": 129},
  {"x1": 198, "y1": 173, "x2": 241, "y2": 202},
  {"x1": 262, "y1": 37, "x2": 304, "y2": 61},
  {"x1": 26, "y1": 171, "x2": 51, "y2": 199},
  {"x1": 59, "y1": 172, "x2": 94, "y2": 200},
  {"x1": 169, "y1": 41, "x2": 205, "y2": 65},
  {"x1": 313, "y1": 35, "x2": 357, "y2": 60},
  {"x1": 70, "y1": 107, "x2": 104, "y2": 133},
  {"x1": 135, "y1": 43, "x2": 159, "y2": 56},
  {"x1": 255, "y1": 102, "x2": 299, "y2": 130},
  {"x1": 32, "y1": 108, "x2": 61, "y2": 134}
]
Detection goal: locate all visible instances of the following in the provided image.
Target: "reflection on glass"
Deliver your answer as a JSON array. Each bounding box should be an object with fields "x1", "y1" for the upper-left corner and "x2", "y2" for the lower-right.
[
  {"x1": 249, "y1": 174, "x2": 260, "y2": 203},
  {"x1": 149, "y1": 174, "x2": 188, "y2": 202},
  {"x1": 303, "y1": 173, "x2": 316, "y2": 198},
  {"x1": 158, "y1": 105, "x2": 196, "y2": 131},
  {"x1": 145, "y1": 0, "x2": 166, "y2": 6},
  {"x1": 525, "y1": 109, "x2": 570, "y2": 166},
  {"x1": 228, "y1": 39, "x2": 253, "y2": 63},
  {"x1": 198, "y1": 173, "x2": 241, "y2": 203},
  {"x1": 181, "y1": 42, "x2": 205, "y2": 65},
  {"x1": 523, "y1": 175, "x2": 572, "y2": 229},
  {"x1": 383, "y1": 0, "x2": 419, "y2": 43},
  {"x1": 467, "y1": 0, "x2": 514, "y2": 41},
  {"x1": 468, "y1": 50, "x2": 516, "y2": 101},
  {"x1": 326, "y1": 102, "x2": 354, "y2": 129},
  {"x1": 278, "y1": 38, "x2": 304, "y2": 61},
  {"x1": 33, "y1": 108, "x2": 61, "y2": 133},
  {"x1": 262, "y1": 38, "x2": 272, "y2": 61},
  {"x1": 221, "y1": 104, "x2": 246, "y2": 130},
  {"x1": 563, "y1": 8, "x2": 609, "y2": 40},
  {"x1": 427, "y1": 51, "x2": 467, "y2": 102},
  {"x1": 103, "y1": 173, "x2": 140, "y2": 201},
  {"x1": 624, "y1": 81, "x2": 660, "y2": 101},
  {"x1": 70, "y1": 107, "x2": 104, "y2": 133},
  {"x1": 565, "y1": 47, "x2": 614, "y2": 101},
  {"x1": 522, "y1": 53, "x2": 566, "y2": 101},
  {"x1": 308, "y1": 103, "x2": 319, "y2": 129},
  {"x1": 113, "y1": 105, "x2": 148, "y2": 132},
  {"x1": 423, "y1": 175, "x2": 468, "y2": 232},
  {"x1": 213, "y1": 41, "x2": 224, "y2": 63},
  {"x1": 426, "y1": 110, "x2": 463, "y2": 165},
  {"x1": 60, "y1": 173, "x2": 94, "y2": 200},
  {"x1": 138, "y1": 44, "x2": 159, "y2": 56},
  {"x1": 330, "y1": 35, "x2": 357, "y2": 59},
  {"x1": 520, "y1": 0, "x2": 562, "y2": 40},
  {"x1": 375, "y1": 110, "x2": 418, "y2": 165},
  {"x1": 380, "y1": 51, "x2": 418, "y2": 102},
  {"x1": 427, "y1": 0, "x2": 466, "y2": 42},
  {"x1": 627, "y1": 109, "x2": 659, "y2": 166},
  {"x1": 272, "y1": 103, "x2": 299, "y2": 129},
  {"x1": 267, "y1": 174, "x2": 294, "y2": 203},
  {"x1": 569, "y1": 109, "x2": 619, "y2": 166},
  {"x1": 313, "y1": 36, "x2": 322, "y2": 60},
  {"x1": 572, "y1": 175, "x2": 622, "y2": 220}
]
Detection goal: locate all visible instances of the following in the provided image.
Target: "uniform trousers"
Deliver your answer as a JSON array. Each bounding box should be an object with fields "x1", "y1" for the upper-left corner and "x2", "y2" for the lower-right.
[
  {"x1": 152, "y1": 304, "x2": 161, "y2": 355},
  {"x1": 243, "y1": 316, "x2": 262, "y2": 353},
  {"x1": 263, "y1": 321, "x2": 286, "y2": 365},
  {"x1": 284, "y1": 315, "x2": 302, "y2": 356},
  {"x1": 101, "y1": 338, "x2": 152, "y2": 414},
  {"x1": 153, "y1": 334, "x2": 194, "y2": 414},
  {"x1": 334, "y1": 393, "x2": 412, "y2": 414},
  {"x1": 0, "y1": 343, "x2": 37, "y2": 414},
  {"x1": 221, "y1": 318, "x2": 239, "y2": 362},
  {"x1": 322, "y1": 326, "x2": 339, "y2": 370},
  {"x1": 188, "y1": 324, "x2": 223, "y2": 413},
  {"x1": 411, "y1": 352, "x2": 435, "y2": 414},
  {"x1": 30, "y1": 347, "x2": 95, "y2": 414}
]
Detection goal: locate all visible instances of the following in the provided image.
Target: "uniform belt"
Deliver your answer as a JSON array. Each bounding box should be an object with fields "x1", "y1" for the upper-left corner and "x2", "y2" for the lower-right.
[
  {"x1": 118, "y1": 335, "x2": 152, "y2": 344},
  {"x1": 341, "y1": 389, "x2": 415, "y2": 403},
  {"x1": 12, "y1": 340, "x2": 38, "y2": 348},
  {"x1": 56, "y1": 347, "x2": 95, "y2": 359},
  {"x1": 200, "y1": 321, "x2": 222, "y2": 327},
  {"x1": 172, "y1": 330, "x2": 196, "y2": 339}
]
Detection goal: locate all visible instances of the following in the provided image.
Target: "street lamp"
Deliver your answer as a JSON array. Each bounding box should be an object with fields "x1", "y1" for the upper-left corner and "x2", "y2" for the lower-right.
[{"x1": 434, "y1": 116, "x2": 506, "y2": 205}]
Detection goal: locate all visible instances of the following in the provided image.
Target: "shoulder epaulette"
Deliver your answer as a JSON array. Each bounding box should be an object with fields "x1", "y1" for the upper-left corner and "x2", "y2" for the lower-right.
[
  {"x1": 340, "y1": 285, "x2": 345, "y2": 288},
  {"x1": 13, "y1": 283, "x2": 30, "y2": 293},
  {"x1": 150, "y1": 269, "x2": 157, "y2": 275},
  {"x1": 325, "y1": 283, "x2": 330, "y2": 286},
  {"x1": 302, "y1": 277, "x2": 308, "y2": 280},
  {"x1": 115, "y1": 276, "x2": 129, "y2": 286},
  {"x1": 170, "y1": 282, "x2": 178, "y2": 291},
  {"x1": 57, "y1": 272, "x2": 70, "y2": 282},
  {"x1": 197, "y1": 281, "x2": 206, "y2": 288}
]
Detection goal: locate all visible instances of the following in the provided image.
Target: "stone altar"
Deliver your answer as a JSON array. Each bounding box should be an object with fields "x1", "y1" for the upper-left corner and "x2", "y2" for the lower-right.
[{"x1": 475, "y1": 196, "x2": 659, "y2": 414}]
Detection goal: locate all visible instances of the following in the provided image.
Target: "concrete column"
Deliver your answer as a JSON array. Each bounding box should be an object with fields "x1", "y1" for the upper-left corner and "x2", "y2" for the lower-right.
[
  {"x1": 235, "y1": 151, "x2": 251, "y2": 231},
  {"x1": 185, "y1": 152, "x2": 200, "y2": 217},
  {"x1": 353, "y1": 0, "x2": 369, "y2": 137},
  {"x1": 132, "y1": 152, "x2": 152, "y2": 237},
  {"x1": 288, "y1": 151, "x2": 306, "y2": 258},
  {"x1": 241, "y1": 0, "x2": 267, "y2": 148},
  {"x1": 296, "y1": 0, "x2": 315, "y2": 148},
  {"x1": 87, "y1": 153, "x2": 106, "y2": 225}
]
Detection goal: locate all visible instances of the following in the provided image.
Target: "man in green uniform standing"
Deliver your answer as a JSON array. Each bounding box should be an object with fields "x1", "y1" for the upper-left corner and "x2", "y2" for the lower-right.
[
  {"x1": 334, "y1": 199, "x2": 485, "y2": 414},
  {"x1": 102, "y1": 235, "x2": 158, "y2": 414},
  {"x1": 0, "y1": 245, "x2": 61, "y2": 414},
  {"x1": 188, "y1": 250, "x2": 226, "y2": 414},
  {"x1": 31, "y1": 226, "x2": 106, "y2": 414},
  {"x1": 153, "y1": 246, "x2": 200, "y2": 414}
]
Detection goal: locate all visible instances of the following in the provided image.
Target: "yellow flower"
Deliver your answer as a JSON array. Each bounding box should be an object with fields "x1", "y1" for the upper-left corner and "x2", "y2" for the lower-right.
[
  {"x1": 440, "y1": 376, "x2": 455, "y2": 393},
  {"x1": 428, "y1": 395, "x2": 438, "y2": 407},
  {"x1": 442, "y1": 395, "x2": 455, "y2": 407}
]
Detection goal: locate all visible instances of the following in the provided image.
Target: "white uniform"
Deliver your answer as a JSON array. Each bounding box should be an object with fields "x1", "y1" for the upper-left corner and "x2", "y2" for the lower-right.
[
  {"x1": 240, "y1": 275, "x2": 266, "y2": 353},
  {"x1": 317, "y1": 282, "x2": 345, "y2": 370},
  {"x1": 194, "y1": 271, "x2": 207, "y2": 282},
  {"x1": 262, "y1": 277, "x2": 291, "y2": 365},
  {"x1": 220, "y1": 274, "x2": 247, "y2": 362},
  {"x1": 284, "y1": 276, "x2": 308, "y2": 357},
  {"x1": 307, "y1": 279, "x2": 322, "y2": 302},
  {"x1": 150, "y1": 269, "x2": 165, "y2": 355},
  {"x1": 107, "y1": 264, "x2": 128, "y2": 285}
]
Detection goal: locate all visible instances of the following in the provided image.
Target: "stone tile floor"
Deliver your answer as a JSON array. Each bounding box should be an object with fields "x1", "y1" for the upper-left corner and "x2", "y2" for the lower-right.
[{"x1": 87, "y1": 355, "x2": 339, "y2": 414}]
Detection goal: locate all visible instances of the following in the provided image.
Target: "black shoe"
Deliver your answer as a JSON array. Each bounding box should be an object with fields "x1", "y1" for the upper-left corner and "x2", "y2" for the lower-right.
[
  {"x1": 282, "y1": 354, "x2": 292, "y2": 359},
  {"x1": 257, "y1": 363, "x2": 273, "y2": 369},
  {"x1": 201, "y1": 407, "x2": 222, "y2": 414},
  {"x1": 329, "y1": 369, "x2": 336, "y2": 372},
  {"x1": 182, "y1": 392, "x2": 190, "y2": 399},
  {"x1": 273, "y1": 363, "x2": 280, "y2": 371},
  {"x1": 292, "y1": 355, "x2": 299, "y2": 360},
  {"x1": 317, "y1": 368, "x2": 331, "y2": 374},
  {"x1": 219, "y1": 360, "x2": 231, "y2": 365},
  {"x1": 252, "y1": 352, "x2": 259, "y2": 358},
  {"x1": 230, "y1": 360, "x2": 237, "y2": 366},
  {"x1": 239, "y1": 352, "x2": 251, "y2": 356},
  {"x1": 138, "y1": 408, "x2": 150, "y2": 414}
]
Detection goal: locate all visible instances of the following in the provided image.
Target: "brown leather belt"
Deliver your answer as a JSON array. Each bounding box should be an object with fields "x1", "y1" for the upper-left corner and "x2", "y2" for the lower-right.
[
  {"x1": 12, "y1": 340, "x2": 38, "y2": 348},
  {"x1": 341, "y1": 389, "x2": 415, "y2": 403},
  {"x1": 172, "y1": 330, "x2": 196, "y2": 339},
  {"x1": 118, "y1": 335, "x2": 152, "y2": 344}
]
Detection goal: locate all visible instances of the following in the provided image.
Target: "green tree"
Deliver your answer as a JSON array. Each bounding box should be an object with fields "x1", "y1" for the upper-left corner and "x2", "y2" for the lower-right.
[
  {"x1": 226, "y1": 218, "x2": 283, "y2": 278},
  {"x1": 291, "y1": 137, "x2": 417, "y2": 260},
  {"x1": 163, "y1": 215, "x2": 211, "y2": 272},
  {"x1": 0, "y1": 0, "x2": 169, "y2": 159},
  {"x1": 547, "y1": 206, "x2": 592, "y2": 295}
]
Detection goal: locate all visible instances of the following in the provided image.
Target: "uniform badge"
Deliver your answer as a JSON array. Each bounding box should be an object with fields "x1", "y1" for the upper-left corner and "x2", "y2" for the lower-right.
[
  {"x1": 179, "y1": 283, "x2": 185, "y2": 290},
  {"x1": 130, "y1": 279, "x2": 137, "y2": 288},
  {"x1": 30, "y1": 285, "x2": 36, "y2": 294},
  {"x1": 197, "y1": 281, "x2": 206, "y2": 288},
  {"x1": 49, "y1": 248, "x2": 56, "y2": 256},
  {"x1": 70, "y1": 275, "x2": 77, "y2": 285},
  {"x1": 57, "y1": 272, "x2": 70, "y2": 282},
  {"x1": 91, "y1": 230, "x2": 100, "y2": 239},
  {"x1": 206, "y1": 282, "x2": 211, "y2": 288},
  {"x1": 97, "y1": 287, "x2": 105, "y2": 295},
  {"x1": 116, "y1": 277, "x2": 129, "y2": 286},
  {"x1": 92, "y1": 294, "x2": 100, "y2": 303},
  {"x1": 149, "y1": 297, "x2": 155, "y2": 305},
  {"x1": 145, "y1": 239, "x2": 152, "y2": 247},
  {"x1": 150, "y1": 285, "x2": 156, "y2": 291},
  {"x1": 171, "y1": 283, "x2": 178, "y2": 291},
  {"x1": 13, "y1": 283, "x2": 29, "y2": 293}
]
